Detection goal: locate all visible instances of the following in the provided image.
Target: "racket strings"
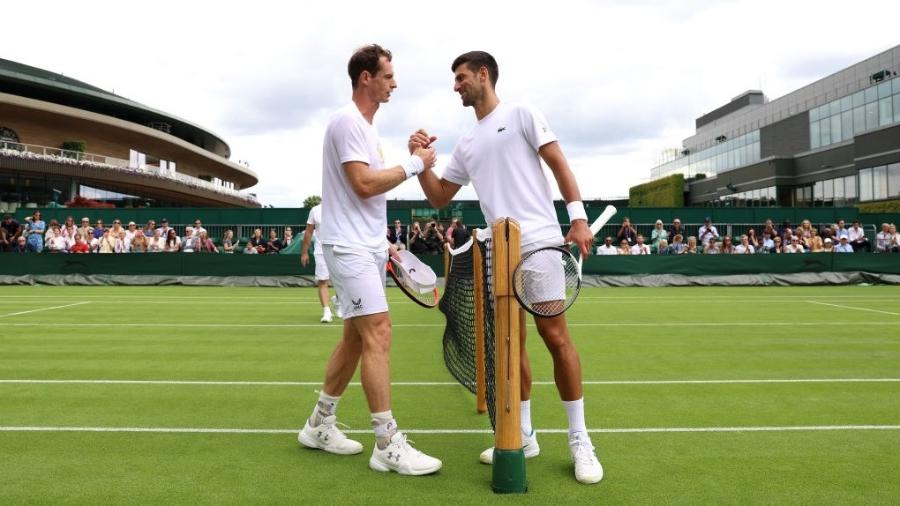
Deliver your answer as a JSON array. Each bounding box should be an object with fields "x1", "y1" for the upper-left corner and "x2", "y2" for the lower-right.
[{"x1": 513, "y1": 247, "x2": 581, "y2": 317}]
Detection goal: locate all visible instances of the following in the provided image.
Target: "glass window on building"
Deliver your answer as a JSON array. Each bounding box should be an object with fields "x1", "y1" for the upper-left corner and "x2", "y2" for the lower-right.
[
  {"x1": 830, "y1": 114, "x2": 842, "y2": 142},
  {"x1": 873, "y1": 166, "x2": 888, "y2": 200},
  {"x1": 810, "y1": 106, "x2": 819, "y2": 121},
  {"x1": 813, "y1": 181, "x2": 824, "y2": 206},
  {"x1": 829, "y1": 100, "x2": 841, "y2": 117},
  {"x1": 865, "y1": 86, "x2": 878, "y2": 104},
  {"x1": 853, "y1": 106, "x2": 865, "y2": 134},
  {"x1": 820, "y1": 120, "x2": 831, "y2": 146},
  {"x1": 879, "y1": 97, "x2": 893, "y2": 127},
  {"x1": 834, "y1": 177, "x2": 845, "y2": 204},
  {"x1": 845, "y1": 175, "x2": 857, "y2": 202},
  {"x1": 889, "y1": 163, "x2": 900, "y2": 198},
  {"x1": 859, "y1": 168, "x2": 873, "y2": 201},
  {"x1": 878, "y1": 81, "x2": 892, "y2": 99},
  {"x1": 895, "y1": 94, "x2": 900, "y2": 123},
  {"x1": 841, "y1": 110, "x2": 853, "y2": 141},
  {"x1": 840, "y1": 96, "x2": 852, "y2": 113},
  {"x1": 852, "y1": 90, "x2": 865, "y2": 108},
  {"x1": 865, "y1": 102, "x2": 879, "y2": 130},
  {"x1": 823, "y1": 178, "x2": 834, "y2": 205}
]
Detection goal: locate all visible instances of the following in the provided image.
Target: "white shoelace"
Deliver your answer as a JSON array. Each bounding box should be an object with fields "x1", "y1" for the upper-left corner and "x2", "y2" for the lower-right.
[{"x1": 570, "y1": 438, "x2": 596, "y2": 465}]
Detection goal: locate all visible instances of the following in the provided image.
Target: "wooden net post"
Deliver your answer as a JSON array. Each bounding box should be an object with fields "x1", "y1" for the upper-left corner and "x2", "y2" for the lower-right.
[
  {"x1": 490, "y1": 218, "x2": 526, "y2": 494},
  {"x1": 472, "y1": 229, "x2": 487, "y2": 414}
]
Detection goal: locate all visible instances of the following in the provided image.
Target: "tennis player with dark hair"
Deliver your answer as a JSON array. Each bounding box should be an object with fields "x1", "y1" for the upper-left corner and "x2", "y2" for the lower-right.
[
  {"x1": 298, "y1": 44, "x2": 442, "y2": 475},
  {"x1": 411, "y1": 50, "x2": 603, "y2": 484}
]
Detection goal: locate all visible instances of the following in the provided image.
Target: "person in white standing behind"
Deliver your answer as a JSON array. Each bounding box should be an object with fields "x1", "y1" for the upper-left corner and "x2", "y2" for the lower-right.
[
  {"x1": 301, "y1": 203, "x2": 341, "y2": 323},
  {"x1": 410, "y1": 50, "x2": 603, "y2": 485},
  {"x1": 298, "y1": 44, "x2": 442, "y2": 476}
]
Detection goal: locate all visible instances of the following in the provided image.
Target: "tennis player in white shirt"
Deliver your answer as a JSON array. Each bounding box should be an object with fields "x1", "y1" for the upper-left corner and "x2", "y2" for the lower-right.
[
  {"x1": 297, "y1": 44, "x2": 442, "y2": 477},
  {"x1": 412, "y1": 50, "x2": 603, "y2": 485}
]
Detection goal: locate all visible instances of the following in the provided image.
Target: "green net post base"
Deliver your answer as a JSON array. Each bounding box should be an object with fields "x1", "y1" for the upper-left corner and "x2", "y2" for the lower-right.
[{"x1": 491, "y1": 449, "x2": 527, "y2": 494}]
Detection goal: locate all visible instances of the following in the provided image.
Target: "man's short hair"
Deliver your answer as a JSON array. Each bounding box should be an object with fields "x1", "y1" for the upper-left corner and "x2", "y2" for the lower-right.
[
  {"x1": 348, "y1": 44, "x2": 392, "y2": 89},
  {"x1": 451, "y1": 51, "x2": 499, "y2": 88}
]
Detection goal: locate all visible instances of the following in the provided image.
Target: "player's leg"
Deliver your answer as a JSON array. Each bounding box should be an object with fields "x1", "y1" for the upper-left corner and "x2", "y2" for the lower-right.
[
  {"x1": 314, "y1": 252, "x2": 334, "y2": 322},
  {"x1": 534, "y1": 314, "x2": 603, "y2": 484}
]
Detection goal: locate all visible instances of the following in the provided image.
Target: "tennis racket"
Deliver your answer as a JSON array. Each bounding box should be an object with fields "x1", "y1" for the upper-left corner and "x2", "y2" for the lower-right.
[
  {"x1": 386, "y1": 250, "x2": 440, "y2": 308},
  {"x1": 512, "y1": 205, "x2": 617, "y2": 317}
]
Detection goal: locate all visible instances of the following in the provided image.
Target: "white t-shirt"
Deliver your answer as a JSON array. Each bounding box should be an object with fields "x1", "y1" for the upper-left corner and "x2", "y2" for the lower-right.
[
  {"x1": 442, "y1": 102, "x2": 563, "y2": 248},
  {"x1": 596, "y1": 244, "x2": 618, "y2": 255},
  {"x1": 320, "y1": 102, "x2": 388, "y2": 252},
  {"x1": 306, "y1": 204, "x2": 324, "y2": 255}
]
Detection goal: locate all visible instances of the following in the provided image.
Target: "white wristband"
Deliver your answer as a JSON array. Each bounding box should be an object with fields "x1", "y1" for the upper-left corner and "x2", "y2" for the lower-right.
[
  {"x1": 402, "y1": 156, "x2": 425, "y2": 179},
  {"x1": 566, "y1": 201, "x2": 587, "y2": 223}
]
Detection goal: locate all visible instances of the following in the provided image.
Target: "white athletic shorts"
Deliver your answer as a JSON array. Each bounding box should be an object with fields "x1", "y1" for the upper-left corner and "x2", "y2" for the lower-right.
[
  {"x1": 323, "y1": 244, "x2": 388, "y2": 319},
  {"x1": 314, "y1": 252, "x2": 329, "y2": 281},
  {"x1": 520, "y1": 238, "x2": 567, "y2": 305}
]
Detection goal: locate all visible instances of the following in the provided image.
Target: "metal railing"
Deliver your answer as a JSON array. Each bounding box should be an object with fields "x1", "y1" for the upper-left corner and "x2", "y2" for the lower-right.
[{"x1": 0, "y1": 141, "x2": 257, "y2": 203}]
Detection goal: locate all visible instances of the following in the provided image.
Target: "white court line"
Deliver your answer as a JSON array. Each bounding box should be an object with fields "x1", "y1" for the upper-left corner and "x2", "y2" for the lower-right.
[
  {"x1": 0, "y1": 301, "x2": 90, "y2": 319},
  {"x1": 1, "y1": 425, "x2": 899, "y2": 435},
  {"x1": 9, "y1": 321, "x2": 900, "y2": 329},
  {"x1": 807, "y1": 300, "x2": 900, "y2": 317},
  {"x1": 2, "y1": 378, "x2": 898, "y2": 387}
]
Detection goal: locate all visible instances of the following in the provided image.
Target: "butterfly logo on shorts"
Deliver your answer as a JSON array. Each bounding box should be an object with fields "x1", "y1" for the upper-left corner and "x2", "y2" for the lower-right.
[{"x1": 352, "y1": 298, "x2": 363, "y2": 310}]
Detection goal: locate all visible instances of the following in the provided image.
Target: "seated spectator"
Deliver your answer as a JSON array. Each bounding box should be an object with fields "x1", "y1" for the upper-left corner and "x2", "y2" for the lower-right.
[
  {"x1": 891, "y1": 224, "x2": 900, "y2": 252},
  {"x1": 784, "y1": 236, "x2": 805, "y2": 254},
  {"x1": 796, "y1": 219, "x2": 814, "y2": 248},
  {"x1": 182, "y1": 227, "x2": 196, "y2": 253},
  {"x1": 422, "y1": 220, "x2": 444, "y2": 254},
  {"x1": 13, "y1": 235, "x2": 28, "y2": 253},
  {"x1": 192, "y1": 219, "x2": 207, "y2": 238},
  {"x1": 761, "y1": 219, "x2": 778, "y2": 240},
  {"x1": 822, "y1": 238, "x2": 834, "y2": 253},
  {"x1": 746, "y1": 228, "x2": 760, "y2": 250},
  {"x1": 720, "y1": 236, "x2": 735, "y2": 254},
  {"x1": 156, "y1": 219, "x2": 173, "y2": 239},
  {"x1": 650, "y1": 220, "x2": 668, "y2": 253},
  {"x1": 834, "y1": 236, "x2": 854, "y2": 253},
  {"x1": 848, "y1": 219, "x2": 870, "y2": 252},
  {"x1": 249, "y1": 228, "x2": 266, "y2": 254},
  {"x1": 60, "y1": 216, "x2": 78, "y2": 243},
  {"x1": 114, "y1": 230, "x2": 130, "y2": 253},
  {"x1": 771, "y1": 235, "x2": 783, "y2": 254},
  {"x1": 92, "y1": 218, "x2": 106, "y2": 240},
  {"x1": 616, "y1": 217, "x2": 637, "y2": 247},
  {"x1": 143, "y1": 219, "x2": 157, "y2": 238},
  {"x1": 698, "y1": 217, "x2": 719, "y2": 248},
  {"x1": 97, "y1": 229, "x2": 116, "y2": 253},
  {"x1": 733, "y1": 234, "x2": 755, "y2": 254},
  {"x1": 876, "y1": 223, "x2": 892, "y2": 253},
  {"x1": 450, "y1": 218, "x2": 471, "y2": 249},
  {"x1": 45, "y1": 220, "x2": 69, "y2": 253},
  {"x1": 197, "y1": 231, "x2": 219, "y2": 253},
  {"x1": 669, "y1": 234, "x2": 686, "y2": 254},
  {"x1": 758, "y1": 233, "x2": 775, "y2": 254},
  {"x1": 283, "y1": 227, "x2": 294, "y2": 248},
  {"x1": 778, "y1": 220, "x2": 792, "y2": 240},
  {"x1": 164, "y1": 229, "x2": 182, "y2": 252},
  {"x1": 125, "y1": 221, "x2": 139, "y2": 244},
  {"x1": 243, "y1": 241, "x2": 259, "y2": 254},
  {"x1": 388, "y1": 219, "x2": 407, "y2": 251},
  {"x1": 682, "y1": 236, "x2": 699, "y2": 254},
  {"x1": 108, "y1": 220, "x2": 125, "y2": 243},
  {"x1": 703, "y1": 239, "x2": 721, "y2": 255},
  {"x1": 408, "y1": 222, "x2": 426, "y2": 254},
  {"x1": 630, "y1": 234, "x2": 650, "y2": 255},
  {"x1": 656, "y1": 239, "x2": 671, "y2": 255},
  {"x1": 266, "y1": 229, "x2": 282, "y2": 254},
  {"x1": 147, "y1": 229, "x2": 165, "y2": 252},
  {"x1": 668, "y1": 218, "x2": 686, "y2": 244},
  {"x1": 130, "y1": 231, "x2": 148, "y2": 253},
  {"x1": 77, "y1": 217, "x2": 93, "y2": 244},
  {"x1": 833, "y1": 219, "x2": 849, "y2": 241},
  {"x1": 1, "y1": 213, "x2": 23, "y2": 252},
  {"x1": 617, "y1": 239, "x2": 631, "y2": 255},
  {"x1": 596, "y1": 236, "x2": 617, "y2": 255},
  {"x1": 782, "y1": 228, "x2": 795, "y2": 246},
  {"x1": 222, "y1": 230, "x2": 237, "y2": 254},
  {"x1": 809, "y1": 229, "x2": 824, "y2": 253},
  {"x1": 69, "y1": 233, "x2": 91, "y2": 254},
  {"x1": 24, "y1": 211, "x2": 46, "y2": 253}
]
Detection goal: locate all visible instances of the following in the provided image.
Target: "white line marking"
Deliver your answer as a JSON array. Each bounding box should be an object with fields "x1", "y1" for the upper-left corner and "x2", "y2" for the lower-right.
[
  {"x1": 807, "y1": 300, "x2": 900, "y2": 317},
  {"x1": 1, "y1": 425, "x2": 898, "y2": 435},
  {"x1": 0, "y1": 301, "x2": 90, "y2": 319},
  {"x1": 2, "y1": 378, "x2": 898, "y2": 387},
  {"x1": 8, "y1": 321, "x2": 900, "y2": 329}
]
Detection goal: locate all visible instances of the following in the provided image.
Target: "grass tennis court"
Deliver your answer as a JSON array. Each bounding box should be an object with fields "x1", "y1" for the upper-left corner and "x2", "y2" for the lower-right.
[{"x1": 1, "y1": 284, "x2": 899, "y2": 504}]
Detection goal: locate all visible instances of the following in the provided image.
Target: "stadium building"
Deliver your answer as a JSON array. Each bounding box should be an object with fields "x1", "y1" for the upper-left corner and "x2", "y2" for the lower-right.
[
  {"x1": 650, "y1": 45, "x2": 900, "y2": 208},
  {"x1": 0, "y1": 58, "x2": 259, "y2": 210}
]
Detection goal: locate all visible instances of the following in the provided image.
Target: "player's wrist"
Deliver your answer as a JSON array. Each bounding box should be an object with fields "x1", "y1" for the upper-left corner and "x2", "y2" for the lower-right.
[
  {"x1": 402, "y1": 156, "x2": 425, "y2": 179},
  {"x1": 566, "y1": 201, "x2": 587, "y2": 223}
]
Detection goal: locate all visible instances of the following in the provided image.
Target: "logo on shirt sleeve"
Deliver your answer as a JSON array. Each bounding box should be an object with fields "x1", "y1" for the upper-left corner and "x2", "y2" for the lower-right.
[{"x1": 497, "y1": 127, "x2": 506, "y2": 133}]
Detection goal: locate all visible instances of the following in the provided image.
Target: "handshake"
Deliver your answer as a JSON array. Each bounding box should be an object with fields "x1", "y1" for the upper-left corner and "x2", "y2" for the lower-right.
[{"x1": 401, "y1": 129, "x2": 438, "y2": 177}]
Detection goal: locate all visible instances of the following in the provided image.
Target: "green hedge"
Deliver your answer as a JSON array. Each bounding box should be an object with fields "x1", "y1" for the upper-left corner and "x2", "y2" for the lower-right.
[
  {"x1": 858, "y1": 199, "x2": 900, "y2": 214},
  {"x1": 629, "y1": 174, "x2": 685, "y2": 207}
]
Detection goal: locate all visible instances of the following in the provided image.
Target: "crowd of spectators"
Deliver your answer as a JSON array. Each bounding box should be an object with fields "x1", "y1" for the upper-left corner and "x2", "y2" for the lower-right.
[
  {"x1": 599, "y1": 216, "x2": 900, "y2": 255},
  {"x1": 388, "y1": 217, "x2": 471, "y2": 255},
  {"x1": 0, "y1": 212, "x2": 292, "y2": 255}
]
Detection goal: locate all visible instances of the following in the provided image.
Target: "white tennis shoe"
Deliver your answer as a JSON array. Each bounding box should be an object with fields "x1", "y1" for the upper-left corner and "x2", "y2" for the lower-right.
[
  {"x1": 369, "y1": 432, "x2": 442, "y2": 475},
  {"x1": 479, "y1": 430, "x2": 540, "y2": 464},
  {"x1": 330, "y1": 295, "x2": 343, "y2": 319},
  {"x1": 298, "y1": 415, "x2": 363, "y2": 455},
  {"x1": 569, "y1": 432, "x2": 603, "y2": 484},
  {"x1": 320, "y1": 307, "x2": 333, "y2": 323}
]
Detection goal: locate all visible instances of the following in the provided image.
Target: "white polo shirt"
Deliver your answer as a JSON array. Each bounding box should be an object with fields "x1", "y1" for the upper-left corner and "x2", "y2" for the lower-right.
[
  {"x1": 320, "y1": 102, "x2": 388, "y2": 252},
  {"x1": 306, "y1": 204, "x2": 324, "y2": 255},
  {"x1": 442, "y1": 102, "x2": 564, "y2": 248}
]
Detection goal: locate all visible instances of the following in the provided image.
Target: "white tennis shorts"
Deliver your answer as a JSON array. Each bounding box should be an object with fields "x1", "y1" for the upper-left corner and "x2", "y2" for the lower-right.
[
  {"x1": 520, "y1": 238, "x2": 567, "y2": 305},
  {"x1": 323, "y1": 244, "x2": 388, "y2": 319},
  {"x1": 314, "y1": 252, "x2": 329, "y2": 281}
]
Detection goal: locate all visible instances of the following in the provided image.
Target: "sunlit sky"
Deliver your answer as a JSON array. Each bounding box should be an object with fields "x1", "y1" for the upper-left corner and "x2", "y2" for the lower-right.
[{"x1": 5, "y1": 0, "x2": 898, "y2": 206}]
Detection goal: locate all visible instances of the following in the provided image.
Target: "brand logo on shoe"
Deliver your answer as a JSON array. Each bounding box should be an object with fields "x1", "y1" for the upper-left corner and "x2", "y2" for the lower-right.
[{"x1": 387, "y1": 451, "x2": 400, "y2": 462}]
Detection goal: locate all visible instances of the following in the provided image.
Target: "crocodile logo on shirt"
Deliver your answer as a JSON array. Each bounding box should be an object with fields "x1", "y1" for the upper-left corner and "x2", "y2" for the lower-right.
[{"x1": 497, "y1": 127, "x2": 506, "y2": 133}]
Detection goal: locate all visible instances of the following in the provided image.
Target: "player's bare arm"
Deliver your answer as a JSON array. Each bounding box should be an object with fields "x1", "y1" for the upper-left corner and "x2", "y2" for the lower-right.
[
  {"x1": 343, "y1": 146, "x2": 436, "y2": 199},
  {"x1": 408, "y1": 128, "x2": 462, "y2": 208},
  {"x1": 539, "y1": 141, "x2": 592, "y2": 256},
  {"x1": 300, "y1": 223, "x2": 315, "y2": 266}
]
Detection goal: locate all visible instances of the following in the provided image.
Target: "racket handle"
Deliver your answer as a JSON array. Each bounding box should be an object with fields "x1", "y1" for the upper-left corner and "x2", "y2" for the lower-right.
[{"x1": 589, "y1": 205, "x2": 617, "y2": 237}]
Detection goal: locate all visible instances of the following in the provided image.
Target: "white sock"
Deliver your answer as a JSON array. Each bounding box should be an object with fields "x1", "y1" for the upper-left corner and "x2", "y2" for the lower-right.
[
  {"x1": 323, "y1": 306, "x2": 332, "y2": 316},
  {"x1": 562, "y1": 398, "x2": 587, "y2": 436},
  {"x1": 520, "y1": 399, "x2": 533, "y2": 435},
  {"x1": 310, "y1": 391, "x2": 340, "y2": 425},
  {"x1": 372, "y1": 410, "x2": 397, "y2": 449}
]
